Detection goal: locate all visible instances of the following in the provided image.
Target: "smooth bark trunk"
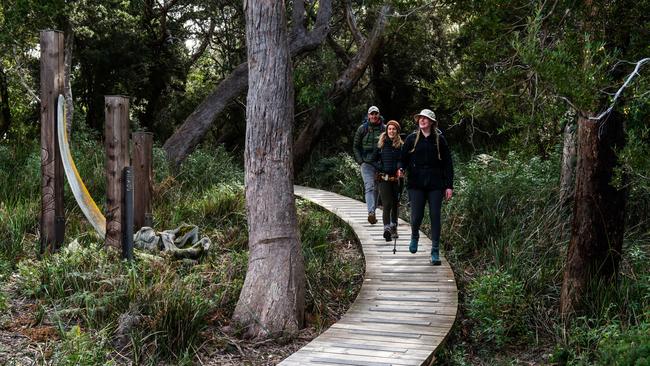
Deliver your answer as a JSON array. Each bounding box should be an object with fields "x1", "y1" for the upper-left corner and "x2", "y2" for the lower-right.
[{"x1": 232, "y1": 0, "x2": 305, "y2": 339}]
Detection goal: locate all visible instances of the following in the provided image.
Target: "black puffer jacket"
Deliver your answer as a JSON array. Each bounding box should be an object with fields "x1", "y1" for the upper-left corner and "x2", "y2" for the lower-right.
[
  {"x1": 377, "y1": 140, "x2": 403, "y2": 175},
  {"x1": 402, "y1": 131, "x2": 454, "y2": 190}
]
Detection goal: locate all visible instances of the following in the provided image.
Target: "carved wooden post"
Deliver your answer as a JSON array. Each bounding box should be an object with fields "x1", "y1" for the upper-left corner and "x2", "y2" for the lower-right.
[
  {"x1": 104, "y1": 96, "x2": 130, "y2": 249},
  {"x1": 39, "y1": 30, "x2": 65, "y2": 254},
  {"x1": 132, "y1": 132, "x2": 153, "y2": 230}
]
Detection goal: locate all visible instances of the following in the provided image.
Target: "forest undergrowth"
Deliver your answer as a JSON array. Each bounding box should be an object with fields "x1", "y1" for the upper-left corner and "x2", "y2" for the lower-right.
[
  {"x1": 301, "y1": 149, "x2": 650, "y2": 365},
  {"x1": 0, "y1": 138, "x2": 364, "y2": 365}
]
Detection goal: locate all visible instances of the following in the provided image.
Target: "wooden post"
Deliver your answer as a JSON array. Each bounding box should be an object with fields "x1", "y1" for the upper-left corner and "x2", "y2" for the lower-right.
[
  {"x1": 104, "y1": 96, "x2": 130, "y2": 249},
  {"x1": 132, "y1": 131, "x2": 153, "y2": 230},
  {"x1": 123, "y1": 166, "x2": 134, "y2": 260},
  {"x1": 39, "y1": 30, "x2": 65, "y2": 254}
]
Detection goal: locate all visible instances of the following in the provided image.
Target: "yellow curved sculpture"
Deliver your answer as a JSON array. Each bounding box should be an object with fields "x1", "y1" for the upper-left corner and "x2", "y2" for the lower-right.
[{"x1": 57, "y1": 94, "x2": 106, "y2": 238}]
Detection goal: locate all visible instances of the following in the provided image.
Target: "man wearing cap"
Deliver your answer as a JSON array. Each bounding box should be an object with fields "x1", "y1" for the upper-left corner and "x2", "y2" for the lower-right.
[
  {"x1": 402, "y1": 108, "x2": 454, "y2": 265},
  {"x1": 353, "y1": 105, "x2": 385, "y2": 224}
]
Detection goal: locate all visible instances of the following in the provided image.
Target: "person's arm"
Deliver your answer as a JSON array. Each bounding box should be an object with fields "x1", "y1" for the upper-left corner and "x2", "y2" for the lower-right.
[
  {"x1": 440, "y1": 135, "x2": 454, "y2": 200},
  {"x1": 353, "y1": 126, "x2": 364, "y2": 164},
  {"x1": 401, "y1": 136, "x2": 412, "y2": 173},
  {"x1": 396, "y1": 144, "x2": 404, "y2": 177}
]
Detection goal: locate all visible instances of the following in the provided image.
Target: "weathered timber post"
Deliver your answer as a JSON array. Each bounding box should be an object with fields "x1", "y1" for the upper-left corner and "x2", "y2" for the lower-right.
[
  {"x1": 104, "y1": 96, "x2": 130, "y2": 249},
  {"x1": 123, "y1": 166, "x2": 134, "y2": 260},
  {"x1": 40, "y1": 30, "x2": 65, "y2": 254},
  {"x1": 132, "y1": 131, "x2": 153, "y2": 230}
]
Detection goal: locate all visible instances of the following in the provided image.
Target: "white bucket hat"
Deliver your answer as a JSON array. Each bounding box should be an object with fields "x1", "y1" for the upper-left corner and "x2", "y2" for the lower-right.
[
  {"x1": 368, "y1": 106, "x2": 380, "y2": 114},
  {"x1": 414, "y1": 109, "x2": 436, "y2": 122}
]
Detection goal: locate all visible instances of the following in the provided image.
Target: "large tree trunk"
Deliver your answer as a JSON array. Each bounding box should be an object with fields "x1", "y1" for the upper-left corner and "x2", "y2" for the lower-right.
[
  {"x1": 560, "y1": 111, "x2": 627, "y2": 317},
  {"x1": 559, "y1": 120, "x2": 577, "y2": 206},
  {"x1": 162, "y1": 0, "x2": 331, "y2": 167},
  {"x1": 232, "y1": 0, "x2": 305, "y2": 339},
  {"x1": 293, "y1": 5, "x2": 390, "y2": 170},
  {"x1": 0, "y1": 65, "x2": 10, "y2": 137}
]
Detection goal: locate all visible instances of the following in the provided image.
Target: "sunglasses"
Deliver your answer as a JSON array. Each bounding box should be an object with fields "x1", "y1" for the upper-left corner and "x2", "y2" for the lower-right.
[{"x1": 370, "y1": 112, "x2": 379, "y2": 116}]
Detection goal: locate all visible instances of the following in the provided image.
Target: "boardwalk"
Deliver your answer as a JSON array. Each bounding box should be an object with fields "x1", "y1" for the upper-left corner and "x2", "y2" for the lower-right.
[{"x1": 280, "y1": 186, "x2": 458, "y2": 366}]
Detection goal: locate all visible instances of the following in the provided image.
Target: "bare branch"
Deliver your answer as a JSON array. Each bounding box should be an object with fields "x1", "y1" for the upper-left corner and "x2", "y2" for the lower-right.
[
  {"x1": 345, "y1": 0, "x2": 365, "y2": 47},
  {"x1": 10, "y1": 46, "x2": 39, "y2": 103},
  {"x1": 188, "y1": 19, "x2": 216, "y2": 67},
  {"x1": 164, "y1": 0, "x2": 333, "y2": 166},
  {"x1": 590, "y1": 57, "x2": 650, "y2": 121},
  {"x1": 293, "y1": 5, "x2": 391, "y2": 168}
]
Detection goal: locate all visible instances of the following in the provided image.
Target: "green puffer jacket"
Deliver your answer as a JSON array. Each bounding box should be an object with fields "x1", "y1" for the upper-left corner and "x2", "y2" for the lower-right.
[{"x1": 353, "y1": 118, "x2": 385, "y2": 164}]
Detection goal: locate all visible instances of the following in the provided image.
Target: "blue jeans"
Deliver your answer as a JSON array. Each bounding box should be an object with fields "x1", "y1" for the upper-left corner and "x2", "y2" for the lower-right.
[
  {"x1": 361, "y1": 163, "x2": 378, "y2": 214},
  {"x1": 408, "y1": 189, "x2": 443, "y2": 252}
]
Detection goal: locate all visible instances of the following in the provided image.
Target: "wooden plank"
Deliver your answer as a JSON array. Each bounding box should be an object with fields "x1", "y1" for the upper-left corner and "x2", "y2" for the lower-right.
[{"x1": 282, "y1": 186, "x2": 458, "y2": 366}]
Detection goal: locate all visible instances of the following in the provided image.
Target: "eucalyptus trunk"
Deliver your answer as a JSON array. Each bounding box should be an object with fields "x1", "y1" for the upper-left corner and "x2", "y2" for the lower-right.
[
  {"x1": 560, "y1": 112, "x2": 626, "y2": 317},
  {"x1": 232, "y1": 0, "x2": 305, "y2": 339}
]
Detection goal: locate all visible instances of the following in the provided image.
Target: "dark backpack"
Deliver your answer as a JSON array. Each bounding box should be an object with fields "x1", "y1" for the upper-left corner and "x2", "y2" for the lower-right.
[{"x1": 361, "y1": 120, "x2": 385, "y2": 138}]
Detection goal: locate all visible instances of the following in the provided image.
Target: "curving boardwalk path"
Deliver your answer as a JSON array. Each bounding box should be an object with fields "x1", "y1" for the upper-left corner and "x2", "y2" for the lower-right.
[{"x1": 279, "y1": 186, "x2": 458, "y2": 366}]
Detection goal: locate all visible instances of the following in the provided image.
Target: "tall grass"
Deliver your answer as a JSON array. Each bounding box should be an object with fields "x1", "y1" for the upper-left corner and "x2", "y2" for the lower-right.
[
  {"x1": 298, "y1": 149, "x2": 649, "y2": 364},
  {"x1": 299, "y1": 152, "x2": 364, "y2": 201},
  {"x1": 438, "y1": 152, "x2": 649, "y2": 364},
  {"x1": 298, "y1": 200, "x2": 364, "y2": 330},
  {"x1": 7, "y1": 137, "x2": 363, "y2": 363}
]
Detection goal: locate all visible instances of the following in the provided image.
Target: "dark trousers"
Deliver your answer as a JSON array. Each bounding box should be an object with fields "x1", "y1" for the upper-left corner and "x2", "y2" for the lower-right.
[
  {"x1": 408, "y1": 189, "x2": 443, "y2": 247},
  {"x1": 378, "y1": 181, "x2": 399, "y2": 227}
]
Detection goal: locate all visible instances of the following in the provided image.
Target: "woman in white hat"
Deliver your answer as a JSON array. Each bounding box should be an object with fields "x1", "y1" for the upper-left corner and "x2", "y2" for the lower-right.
[{"x1": 401, "y1": 109, "x2": 454, "y2": 265}]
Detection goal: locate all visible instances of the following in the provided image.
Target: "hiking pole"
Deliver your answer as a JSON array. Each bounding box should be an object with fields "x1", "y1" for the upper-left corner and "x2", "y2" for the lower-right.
[{"x1": 393, "y1": 236, "x2": 397, "y2": 254}]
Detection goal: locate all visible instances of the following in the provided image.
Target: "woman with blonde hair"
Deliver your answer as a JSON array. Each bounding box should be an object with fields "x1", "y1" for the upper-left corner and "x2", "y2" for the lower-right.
[
  {"x1": 401, "y1": 109, "x2": 454, "y2": 265},
  {"x1": 375, "y1": 120, "x2": 404, "y2": 241}
]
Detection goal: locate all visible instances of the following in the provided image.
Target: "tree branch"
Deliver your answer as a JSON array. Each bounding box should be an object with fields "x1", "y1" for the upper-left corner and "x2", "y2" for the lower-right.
[
  {"x1": 293, "y1": 5, "x2": 391, "y2": 169},
  {"x1": 590, "y1": 57, "x2": 650, "y2": 121},
  {"x1": 163, "y1": 0, "x2": 332, "y2": 166},
  {"x1": 188, "y1": 19, "x2": 215, "y2": 67},
  {"x1": 345, "y1": 0, "x2": 365, "y2": 47}
]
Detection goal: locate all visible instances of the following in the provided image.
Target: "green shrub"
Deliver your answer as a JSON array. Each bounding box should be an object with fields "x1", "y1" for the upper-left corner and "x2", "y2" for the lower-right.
[
  {"x1": 299, "y1": 203, "x2": 335, "y2": 262},
  {"x1": 0, "y1": 290, "x2": 7, "y2": 313},
  {"x1": 138, "y1": 282, "x2": 212, "y2": 359},
  {"x1": 175, "y1": 145, "x2": 243, "y2": 192},
  {"x1": 597, "y1": 321, "x2": 650, "y2": 365},
  {"x1": 52, "y1": 325, "x2": 112, "y2": 366},
  {"x1": 0, "y1": 142, "x2": 41, "y2": 202},
  {"x1": 0, "y1": 199, "x2": 38, "y2": 260},
  {"x1": 298, "y1": 201, "x2": 363, "y2": 331},
  {"x1": 299, "y1": 152, "x2": 364, "y2": 201},
  {"x1": 466, "y1": 268, "x2": 529, "y2": 348}
]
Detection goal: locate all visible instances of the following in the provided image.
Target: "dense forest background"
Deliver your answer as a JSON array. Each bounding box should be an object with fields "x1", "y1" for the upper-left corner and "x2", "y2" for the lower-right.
[{"x1": 0, "y1": 0, "x2": 649, "y2": 364}]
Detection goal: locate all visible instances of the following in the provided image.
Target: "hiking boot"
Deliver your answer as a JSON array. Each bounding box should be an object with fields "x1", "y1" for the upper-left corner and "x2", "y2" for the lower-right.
[
  {"x1": 367, "y1": 212, "x2": 377, "y2": 224},
  {"x1": 430, "y1": 248, "x2": 441, "y2": 266},
  {"x1": 409, "y1": 238, "x2": 418, "y2": 254},
  {"x1": 383, "y1": 229, "x2": 392, "y2": 242},
  {"x1": 390, "y1": 225, "x2": 398, "y2": 239}
]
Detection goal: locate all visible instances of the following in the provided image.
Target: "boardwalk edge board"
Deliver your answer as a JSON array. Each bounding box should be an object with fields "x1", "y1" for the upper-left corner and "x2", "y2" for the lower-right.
[{"x1": 279, "y1": 186, "x2": 459, "y2": 366}]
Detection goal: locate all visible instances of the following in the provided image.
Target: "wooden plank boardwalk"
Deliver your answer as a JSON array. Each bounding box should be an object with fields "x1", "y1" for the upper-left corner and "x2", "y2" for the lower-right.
[{"x1": 279, "y1": 186, "x2": 458, "y2": 366}]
